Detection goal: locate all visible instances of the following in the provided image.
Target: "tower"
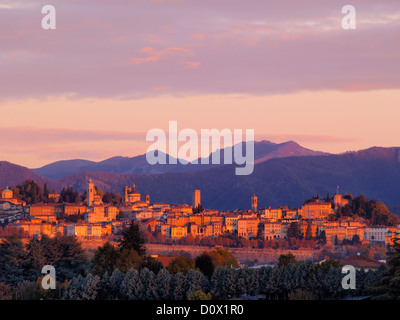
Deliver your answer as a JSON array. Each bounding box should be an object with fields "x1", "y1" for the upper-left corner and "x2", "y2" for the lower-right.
[
  {"x1": 145, "y1": 193, "x2": 150, "y2": 204},
  {"x1": 192, "y1": 190, "x2": 201, "y2": 210},
  {"x1": 251, "y1": 194, "x2": 258, "y2": 212},
  {"x1": 123, "y1": 186, "x2": 131, "y2": 204},
  {"x1": 87, "y1": 178, "x2": 95, "y2": 206}
]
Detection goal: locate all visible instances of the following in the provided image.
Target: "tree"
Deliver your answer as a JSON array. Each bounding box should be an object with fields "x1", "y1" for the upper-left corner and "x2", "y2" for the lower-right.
[
  {"x1": 172, "y1": 272, "x2": 187, "y2": 300},
  {"x1": 43, "y1": 183, "x2": 50, "y2": 200},
  {"x1": 0, "y1": 282, "x2": 13, "y2": 300},
  {"x1": 195, "y1": 253, "x2": 215, "y2": 279},
  {"x1": 91, "y1": 242, "x2": 120, "y2": 276},
  {"x1": 102, "y1": 192, "x2": 122, "y2": 205},
  {"x1": 120, "y1": 268, "x2": 142, "y2": 300},
  {"x1": 156, "y1": 268, "x2": 172, "y2": 300},
  {"x1": 139, "y1": 256, "x2": 163, "y2": 274},
  {"x1": 186, "y1": 270, "x2": 207, "y2": 297},
  {"x1": 81, "y1": 274, "x2": 101, "y2": 300},
  {"x1": 210, "y1": 267, "x2": 228, "y2": 299},
  {"x1": 373, "y1": 237, "x2": 400, "y2": 299},
  {"x1": 352, "y1": 234, "x2": 361, "y2": 245},
  {"x1": 317, "y1": 259, "x2": 342, "y2": 273},
  {"x1": 108, "y1": 269, "x2": 125, "y2": 300},
  {"x1": 119, "y1": 221, "x2": 147, "y2": 256},
  {"x1": 278, "y1": 252, "x2": 296, "y2": 267},
  {"x1": 13, "y1": 180, "x2": 44, "y2": 204},
  {"x1": 305, "y1": 221, "x2": 313, "y2": 240},
  {"x1": 187, "y1": 290, "x2": 211, "y2": 300},
  {"x1": 115, "y1": 249, "x2": 142, "y2": 273},
  {"x1": 166, "y1": 256, "x2": 195, "y2": 275},
  {"x1": 287, "y1": 222, "x2": 303, "y2": 240},
  {"x1": 318, "y1": 230, "x2": 327, "y2": 245},
  {"x1": 0, "y1": 234, "x2": 31, "y2": 285},
  {"x1": 288, "y1": 289, "x2": 316, "y2": 300}
]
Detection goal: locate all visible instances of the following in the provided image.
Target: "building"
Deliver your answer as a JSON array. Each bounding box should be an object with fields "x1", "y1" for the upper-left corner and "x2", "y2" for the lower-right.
[
  {"x1": 85, "y1": 205, "x2": 118, "y2": 223},
  {"x1": 192, "y1": 189, "x2": 201, "y2": 211},
  {"x1": 124, "y1": 185, "x2": 141, "y2": 203},
  {"x1": 260, "y1": 208, "x2": 283, "y2": 221},
  {"x1": 48, "y1": 193, "x2": 60, "y2": 201},
  {"x1": 63, "y1": 203, "x2": 87, "y2": 216},
  {"x1": 171, "y1": 225, "x2": 188, "y2": 239},
  {"x1": 0, "y1": 187, "x2": 25, "y2": 206},
  {"x1": 87, "y1": 179, "x2": 95, "y2": 206},
  {"x1": 14, "y1": 221, "x2": 55, "y2": 238},
  {"x1": 237, "y1": 218, "x2": 260, "y2": 239},
  {"x1": 251, "y1": 194, "x2": 258, "y2": 212},
  {"x1": 29, "y1": 203, "x2": 61, "y2": 222},
  {"x1": 364, "y1": 227, "x2": 390, "y2": 243},
  {"x1": 299, "y1": 199, "x2": 334, "y2": 220},
  {"x1": 262, "y1": 221, "x2": 287, "y2": 240},
  {"x1": 333, "y1": 194, "x2": 350, "y2": 211},
  {"x1": 324, "y1": 226, "x2": 347, "y2": 245},
  {"x1": 339, "y1": 254, "x2": 383, "y2": 272}
]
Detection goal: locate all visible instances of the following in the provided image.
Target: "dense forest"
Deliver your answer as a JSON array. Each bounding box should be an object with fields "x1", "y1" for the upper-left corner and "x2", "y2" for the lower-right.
[{"x1": 0, "y1": 222, "x2": 399, "y2": 300}]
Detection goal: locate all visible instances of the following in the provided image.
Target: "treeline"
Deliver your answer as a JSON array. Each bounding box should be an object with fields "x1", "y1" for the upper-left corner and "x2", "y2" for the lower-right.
[
  {"x1": 6, "y1": 179, "x2": 121, "y2": 205},
  {"x1": 62, "y1": 260, "x2": 381, "y2": 300},
  {"x1": 1, "y1": 224, "x2": 399, "y2": 300},
  {"x1": 335, "y1": 195, "x2": 400, "y2": 227}
]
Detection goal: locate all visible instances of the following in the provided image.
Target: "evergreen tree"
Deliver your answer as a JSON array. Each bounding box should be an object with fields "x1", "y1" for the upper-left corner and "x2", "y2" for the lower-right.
[
  {"x1": 81, "y1": 274, "x2": 100, "y2": 300},
  {"x1": 186, "y1": 269, "x2": 207, "y2": 298},
  {"x1": 305, "y1": 221, "x2": 313, "y2": 240},
  {"x1": 278, "y1": 252, "x2": 297, "y2": 267},
  {"x1": 373, "y1": 237, "x2": 400, "y2": 299},
  {"x1": 109, "y1": 269, "x2": 124, "y2": 300},
  {"x1": 139, "y1": 268, "x2": 158, "y2": 300},
  {"x1": 225, "y1": 268, "x2": 238, "y2": 298},
  {"x1": 115, "y1": 249, "x2": 142, "y2": 273},
  {"x1": 119, "y1": 221, "x2": 147, "y2": 256},
  {"x1": 210, "y1": 267, "x2": 228, "y2": 299},
  {"x1": 0, "y1": 234, "x2": 32, "y2": 285},
  {"x1": 195, "y1": 253, "x2": 214, "y2": 279},
  {"x1": 172, "y1": 272, "x2": 187, "y2": 300},
  {"x1": 91, "y1": 242, "x2": 120, "y2": 276},
  {"x1": 120, "y1": 268, "x2": 142, "y2": 300},
  {"x1": 156, "y1": 268, "x2": 172, "y2": 300},
  {"x1": 166, "y1": 256, "x2": 195, "y2": 275},
  {"x1": 287, "y1": 222, "x2": 303, "y2": 240}
]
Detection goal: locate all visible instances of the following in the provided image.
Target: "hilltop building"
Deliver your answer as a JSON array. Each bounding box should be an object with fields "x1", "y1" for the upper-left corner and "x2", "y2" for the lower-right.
[
  {"x1": 87, "y1": 178, "x2": 103, "y2": 206},
  {"x1": 299, "y1": 199, "x2": 334, "y2": 220},
  {"x1": 124, "y1": 184, "x2": 141, "y2": 203},
  {"x1": 0, "y1": 187, "x2": 25, "y2": 206}
]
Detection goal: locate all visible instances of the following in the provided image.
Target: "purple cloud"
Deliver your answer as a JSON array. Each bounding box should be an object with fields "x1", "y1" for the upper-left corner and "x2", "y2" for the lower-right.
[{"x1": 0, "y1": 0, "x2": 399, "y2": 101}]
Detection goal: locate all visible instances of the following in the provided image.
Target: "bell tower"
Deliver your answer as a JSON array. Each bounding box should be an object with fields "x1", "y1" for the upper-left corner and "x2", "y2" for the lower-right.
[
  {"x1": 251, "y1": 194, "x2": 258, "y2": 212},
  {"x1": 87, "y1": 178, "x2": 95, "y2": 206}
]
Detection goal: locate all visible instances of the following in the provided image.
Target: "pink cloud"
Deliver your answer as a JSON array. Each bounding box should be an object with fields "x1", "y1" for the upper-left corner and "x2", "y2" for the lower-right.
[{"x1": 0, "y1": 0, "x2": 399, "y2": 100}]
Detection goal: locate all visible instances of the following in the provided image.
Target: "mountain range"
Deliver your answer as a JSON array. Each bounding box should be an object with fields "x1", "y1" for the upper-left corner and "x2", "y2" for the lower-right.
[
  {"x1": 1, "y1": 141, "x2": 400, "y2": 212},
  {"x1": 32, "y1": 140, "x2": 326, "y2": 179}
]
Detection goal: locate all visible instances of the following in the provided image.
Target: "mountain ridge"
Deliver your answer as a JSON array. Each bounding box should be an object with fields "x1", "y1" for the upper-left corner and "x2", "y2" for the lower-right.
[
  {"x1": 32, "y1": 140, "x2": 328, "y2": 179},
  {"x1": 2, "y1": 145, "x2": 399, "y2": 211}
]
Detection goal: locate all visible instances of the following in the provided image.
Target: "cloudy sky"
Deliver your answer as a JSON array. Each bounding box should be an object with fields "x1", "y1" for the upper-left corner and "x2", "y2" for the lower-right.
[{"x1": 1, "y1": 0, "x2": 399, "y2": 168}]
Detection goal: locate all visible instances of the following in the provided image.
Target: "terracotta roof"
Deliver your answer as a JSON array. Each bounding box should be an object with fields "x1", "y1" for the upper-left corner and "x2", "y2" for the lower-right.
[{"x1": 339, "y1": 255, "x2": 382, "y2": 268}]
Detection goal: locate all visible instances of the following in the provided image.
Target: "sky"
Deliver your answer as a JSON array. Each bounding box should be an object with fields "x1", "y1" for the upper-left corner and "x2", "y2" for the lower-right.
[{"x1": 0, "y1": 0, "x2": 399, "y2": 168}]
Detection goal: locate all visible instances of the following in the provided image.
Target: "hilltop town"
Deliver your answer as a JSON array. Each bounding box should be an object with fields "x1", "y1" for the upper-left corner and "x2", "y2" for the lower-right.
[{"x1": 1, "y1": 179, "x2": 399, "y2": 254}]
